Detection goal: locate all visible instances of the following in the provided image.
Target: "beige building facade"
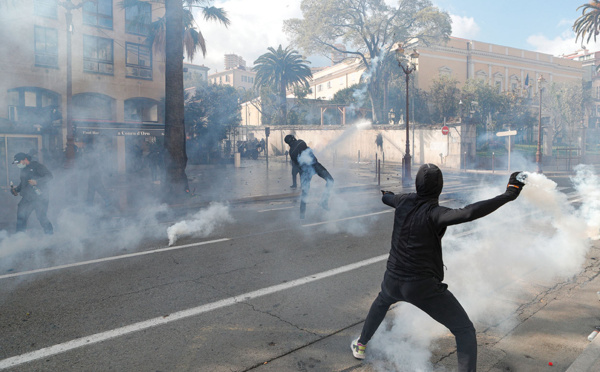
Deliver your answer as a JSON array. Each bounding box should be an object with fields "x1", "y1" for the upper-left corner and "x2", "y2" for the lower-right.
[
  {"x1": 208, "y1": 68, "x2": 256, "y2": 91},
  {"x1": 416, "y1": 37, "x2": 582, "y2": 93},
  {"x1": 0, "y1": 0, "x2": 167, "y2": 184}
]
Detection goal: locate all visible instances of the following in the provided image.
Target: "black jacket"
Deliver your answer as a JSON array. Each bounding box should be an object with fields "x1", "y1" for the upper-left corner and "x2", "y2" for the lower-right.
[
  {"x1": 383, "y1": 164, "x2": 516, "y2": 281},
  {"x1": 288, "y1": 139, "x2": 317, "y2": 169},
  {"x1": 15, "y1": 161, "x2": 53, "y2": 200}
]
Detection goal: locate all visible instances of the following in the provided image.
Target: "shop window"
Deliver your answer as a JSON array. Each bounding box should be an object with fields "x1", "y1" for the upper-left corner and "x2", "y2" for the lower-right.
[
  {"x1": 73, "y1": 93, "x2": 114, "y2": 121},
  {"x1": 34, "y1": 26, "x2": 58, "y2": 68},
  {"x1": 126, "y1": 43, "x2": 152, "y2": 79},
  {"x1": 7, "y1": 87, "x2": 60, "y2": 124},
  {"x1": 83, "y1": 35, "x2": 114, "y2": 75},
  {"x1": 34, "y1": 0, "x2": 57, "y2": 18},
  {"x1": 125, "y1": 1, "x2": 151, "y2": 35},
  {"x1": 124, "y1": 98, "x2": 159, "y2": 123},
  {"x1": 83, "y1": 0, "x2": 113, "y2": 29}
]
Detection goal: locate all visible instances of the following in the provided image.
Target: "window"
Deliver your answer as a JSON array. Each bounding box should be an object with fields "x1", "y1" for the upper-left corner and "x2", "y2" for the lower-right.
[
  {"x1": 7, "y1": 87, "x2": 60, "y2": 124},
  {"x1": 34, "y1": 0, "x2": 57, "y2": 18},
  {"x1": 83, "y1": 0, "x2": 113, "y2": 29},
  {"x1": 126, "y1": 2, "x2": 151, "y2": 35},
  {"x1": 225, "y1": 75, "x2": 230, "y2": 82},
  {"x1": 126, "y1": 43, "x2": 152, "y2": 79},
  {"x1": 34, "y1": 26, "x2": 58, "y2": 68},
  {"x1": 73, "y1": 93, "x2": 114, "y2": 121},
  {"x1": 124, "y1": 98, "x2": 159, "y2": 122},
  {"x1": 83, "y1": 35, "x2": 114, "y2": 75},
  {"x1": 327, "y1": 82, "x2": 331, "y2": 89}
]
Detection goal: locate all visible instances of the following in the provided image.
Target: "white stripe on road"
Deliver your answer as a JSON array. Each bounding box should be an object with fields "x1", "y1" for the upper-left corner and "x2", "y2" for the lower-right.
[
  {"x1": 0, "y1": 238, "x2": 230, "y2": 280},
  {"x1": 0, "y1": 254, "x2": 388, "y2": 370},
  {"x1": 301, "y1": 210, "x2": 391, "y2": 227},
  {"x1": 258, "y1": 206, "x2": 294, "y2": 212}
]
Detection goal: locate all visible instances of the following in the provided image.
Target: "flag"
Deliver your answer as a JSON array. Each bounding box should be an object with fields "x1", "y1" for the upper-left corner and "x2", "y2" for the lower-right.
[{"x1": 524, "y1": 73, "x2": 529, "y2": 87}]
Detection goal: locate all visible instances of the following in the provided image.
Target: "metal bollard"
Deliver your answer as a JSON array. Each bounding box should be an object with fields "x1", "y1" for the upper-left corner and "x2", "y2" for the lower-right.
[{"x1": 378, "y1": 159, "x2": 381, "y2": 186}]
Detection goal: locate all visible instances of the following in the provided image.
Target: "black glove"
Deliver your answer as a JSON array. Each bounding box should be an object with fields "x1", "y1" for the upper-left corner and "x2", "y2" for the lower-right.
[
  {"x1": 505, "y1": 172, "x2": 525, "y2": 200},
  {"x1": 381, "y1": 190, "x2": 395, "y2": 196}
]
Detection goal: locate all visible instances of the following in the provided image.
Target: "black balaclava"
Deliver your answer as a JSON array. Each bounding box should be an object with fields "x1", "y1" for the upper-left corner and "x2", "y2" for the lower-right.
[
  {"x1": 415, "y1": 163, "x2": 443, "y2": 199},
  {"x1": 284, "y1": 134, "x2": 296, "y2": 146}
]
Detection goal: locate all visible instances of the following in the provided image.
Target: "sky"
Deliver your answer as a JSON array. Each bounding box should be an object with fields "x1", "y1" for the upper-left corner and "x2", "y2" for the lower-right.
[{"x1": 191, "y1": 0, "x2": 600, "y2": 73}]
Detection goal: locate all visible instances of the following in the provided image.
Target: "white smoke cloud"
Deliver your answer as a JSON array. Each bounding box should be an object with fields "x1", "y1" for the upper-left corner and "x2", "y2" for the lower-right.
[
  {"x1": 367, "y1": 168, "x2": 599, "y2": 370},
  {"x1": 167, "y1": 203, "x2": 233, "y2": 246}
]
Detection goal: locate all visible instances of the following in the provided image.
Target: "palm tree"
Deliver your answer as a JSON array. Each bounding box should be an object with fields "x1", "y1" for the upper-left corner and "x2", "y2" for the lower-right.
[
  {"x1": 253, "y1": 45, "x2": 312, "y2": 125},
  {"x1": 121, "y1": 0, "x2": 229, "y2": 196},
  {"x1": 574, "y1": 0, "x2": 600, "y2": 44}
]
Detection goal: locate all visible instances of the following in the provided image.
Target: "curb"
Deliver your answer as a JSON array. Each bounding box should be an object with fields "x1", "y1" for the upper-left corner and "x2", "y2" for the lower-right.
[{"x1": 566, "y1": 332, "x2": 600, "y2": 372}]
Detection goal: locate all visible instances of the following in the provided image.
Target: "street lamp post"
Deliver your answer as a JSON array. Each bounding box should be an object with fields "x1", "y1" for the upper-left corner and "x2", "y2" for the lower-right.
[
  {"x1": 393, "y1": 43, "x2": 419, "y2": 186},
  {"x1": 59, "y1": 0, "x2": 89, "y2": 168},
  {"x1": 536, "y1": 75, "x2": 546, "y2": 173}
]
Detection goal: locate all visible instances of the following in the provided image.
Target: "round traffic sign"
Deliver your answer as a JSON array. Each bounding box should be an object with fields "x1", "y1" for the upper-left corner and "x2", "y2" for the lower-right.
[{"x1": 442, "y1": 126, "x2": 449, "y2": 135}]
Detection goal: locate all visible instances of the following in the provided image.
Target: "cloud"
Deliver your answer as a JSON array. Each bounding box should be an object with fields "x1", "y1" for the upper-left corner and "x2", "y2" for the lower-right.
[
  {"x1": 190, "y1": 0, "x2": 302, "y2": 72},
  {"x1": 527, "y1": 29, "x2": 600, "y2": 56},
  {"x1": 450, "y1": 14, "x2": 480, "y2": 39}
]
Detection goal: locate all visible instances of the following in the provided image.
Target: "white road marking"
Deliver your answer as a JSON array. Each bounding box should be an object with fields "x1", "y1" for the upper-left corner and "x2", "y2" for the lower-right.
[
  {"x1": 258, "y1": 206, "x2": 294, "y2": 212},
  {"x1": 0, "y1": 254, "x2": 388, "y2": 370},
  {"x1": 301, "y1": 210, "x2": 391, "y2": 227},
  {"x1": 0, "y1": 238, "x2": 230, "y2": 280}
]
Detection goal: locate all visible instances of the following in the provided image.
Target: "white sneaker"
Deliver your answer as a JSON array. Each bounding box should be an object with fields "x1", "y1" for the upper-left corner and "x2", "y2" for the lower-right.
[{"x1": 351, "y1": 338, "x2": 366, "y2": 360}]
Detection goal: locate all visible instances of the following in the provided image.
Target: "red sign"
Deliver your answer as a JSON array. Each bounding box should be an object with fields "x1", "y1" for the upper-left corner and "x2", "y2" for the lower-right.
[{"x1": 441, "y1": 126, "x2": 449, "y2": 135}]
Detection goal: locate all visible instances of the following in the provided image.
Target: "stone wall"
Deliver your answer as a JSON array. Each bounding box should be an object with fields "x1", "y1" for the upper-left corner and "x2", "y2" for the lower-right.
[{"x1": 240, "y1": 123, "x2": 474, "y2": 169}]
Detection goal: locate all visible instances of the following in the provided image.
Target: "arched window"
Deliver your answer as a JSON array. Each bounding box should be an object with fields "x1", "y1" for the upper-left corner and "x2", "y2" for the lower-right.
[
  {"x1": 124, "y1": 97, "x2": 159, "y2": 123},
  {"x1": 73, "y1": 93, "x2": 115, "y2": 121},
  {"x1": 7, "y1": 87, "x2": 60, "y2": 124}
]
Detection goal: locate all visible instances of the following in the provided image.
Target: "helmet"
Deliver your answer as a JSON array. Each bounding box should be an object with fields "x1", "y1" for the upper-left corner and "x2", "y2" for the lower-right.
[{"x1": 284, "y1": 134, "x2": 296, "y2": 145}]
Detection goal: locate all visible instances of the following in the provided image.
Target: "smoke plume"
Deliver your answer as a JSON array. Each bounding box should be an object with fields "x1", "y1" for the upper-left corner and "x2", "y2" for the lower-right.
[{"x1": 167, "y1": 203, "x2": 233, "y2": 246}]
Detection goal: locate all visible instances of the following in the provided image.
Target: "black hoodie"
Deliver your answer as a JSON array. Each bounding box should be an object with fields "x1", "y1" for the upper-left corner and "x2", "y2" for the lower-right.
[{"x1": 382, "y1": 163, "x2": 516, "y2": 281}]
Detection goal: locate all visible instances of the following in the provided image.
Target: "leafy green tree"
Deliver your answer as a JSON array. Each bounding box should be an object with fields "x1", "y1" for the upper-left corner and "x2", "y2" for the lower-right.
[
  {"x1": 121, "y1": 0, "x2": 229, "y2": 195},
  {"x1": 429, "y1": 75, "x2": 460, "y2": 123},
  {"x1": 185, "y1": 84, "x2": 241, "y2": 163},
  {"x1": 573, "y1": 1, "x2": 600, "y2": 44},
  {"x1": 253, "y1": 45, "x2": 313, "y2": 125},
  {"x1": 284, "y1": 0, "x2": 451, "y2": 123},
  {"x1": 541, "y1": 82, "x2": 585, "y2": 148}
]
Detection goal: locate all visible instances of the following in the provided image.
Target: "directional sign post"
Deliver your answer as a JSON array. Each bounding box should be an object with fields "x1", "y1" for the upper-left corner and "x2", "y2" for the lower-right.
[{"x1": 496, "y1": 130, "x2": 517, "y2": 173}]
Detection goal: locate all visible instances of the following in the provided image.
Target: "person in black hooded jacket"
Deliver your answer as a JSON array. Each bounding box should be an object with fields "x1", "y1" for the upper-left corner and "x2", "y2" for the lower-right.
[
  {"x1": 351, "y1": 163, "x2": 525, "y2": 372},
  {"x1": 284, "y1": 134, "x2": 334, "y2": 218}
]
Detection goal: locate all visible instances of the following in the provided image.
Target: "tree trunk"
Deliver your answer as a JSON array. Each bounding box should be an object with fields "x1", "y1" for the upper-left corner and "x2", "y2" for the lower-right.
[
  {"x1": 164, "y1": 0, "x2": 189, "y2": 196},
  {"x1": 280, "y1": 82, "x2": 287, "y2": 125}
]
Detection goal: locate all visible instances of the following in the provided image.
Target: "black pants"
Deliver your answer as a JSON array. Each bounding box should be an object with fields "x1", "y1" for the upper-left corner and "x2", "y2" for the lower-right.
[
  {"x1": 16, "y1": 197, "x2": 53, "y2": 234},
  {"x1": 299, "y1": 162, "x2": 334, "y2": 216},
  {"x1": 359, "y1": 271, "x2": 477, "y2": 372}
]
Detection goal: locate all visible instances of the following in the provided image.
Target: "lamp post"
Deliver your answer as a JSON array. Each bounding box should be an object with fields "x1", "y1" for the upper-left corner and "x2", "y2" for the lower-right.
[
  {"x1": 393, "y1": 43, "x2": 419, "y2": 186},
  {"x1": 536, "y1": 75, "x2": 546, "y2": 173},
  {"x1": 59, "y1": 0, "x2": 90, "y2": 168}
]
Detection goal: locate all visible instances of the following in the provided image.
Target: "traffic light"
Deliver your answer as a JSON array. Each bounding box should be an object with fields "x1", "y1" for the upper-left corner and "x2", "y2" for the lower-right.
[{"x1": 265, "y1": 127, "x2": 270, "y2": 137}]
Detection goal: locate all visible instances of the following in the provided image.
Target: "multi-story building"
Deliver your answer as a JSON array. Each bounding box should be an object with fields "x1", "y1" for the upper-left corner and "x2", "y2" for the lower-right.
[
  {"x1": 208, "y1": 66, "x2": 256, "y2": 92},
  {"x1": 224, "y1": 53, "x2": 246, "y2": 70},
  {"x1": 184, "y1": 63, "x2": 210, "y2": 87},
  {"x1": 0, "y1": 0, "x2": 166, "y2": 185}
]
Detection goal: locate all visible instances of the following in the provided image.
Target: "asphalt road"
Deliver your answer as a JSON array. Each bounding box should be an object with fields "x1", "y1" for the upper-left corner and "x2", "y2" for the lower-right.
[{"x1": 0, "y1": 173, "x2": 598, "y2": 372}]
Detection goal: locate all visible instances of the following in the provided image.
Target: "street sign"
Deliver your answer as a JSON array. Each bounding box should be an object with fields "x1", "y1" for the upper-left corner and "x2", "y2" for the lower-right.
[
  {"x1": 496, "y1": 130, "x2": 517, "y2": 137},
  {"x1": 441, "y1": 126, "x2": 449, "y2": 135}
]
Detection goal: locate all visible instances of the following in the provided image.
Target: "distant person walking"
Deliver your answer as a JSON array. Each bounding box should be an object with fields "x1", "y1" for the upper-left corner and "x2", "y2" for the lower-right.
[
  {"x1": 351, "y1": 164, "x2": 526, "y2": 372},
  {"x1": 10, "y1": 152, "x2": 54, "y2": 234},
  {"x1": 284, "y1": 134, "x2": 334, "y2": 218}
]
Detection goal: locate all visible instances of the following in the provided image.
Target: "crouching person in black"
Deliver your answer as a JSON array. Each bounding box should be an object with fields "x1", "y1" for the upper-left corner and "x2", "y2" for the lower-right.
[
  {"x1": 351, "y1": 164, "x2": 525, "y2": 372},
  {"x1": 11, "y1": 152, "x2": 54, "y2": 234}
]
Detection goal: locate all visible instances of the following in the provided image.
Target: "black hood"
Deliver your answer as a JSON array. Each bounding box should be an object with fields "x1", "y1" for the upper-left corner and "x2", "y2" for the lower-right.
[{"x1": 415, "y1": 163, "x2": 443, "y2": 199}]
